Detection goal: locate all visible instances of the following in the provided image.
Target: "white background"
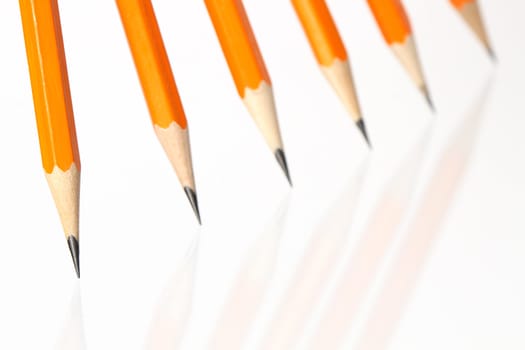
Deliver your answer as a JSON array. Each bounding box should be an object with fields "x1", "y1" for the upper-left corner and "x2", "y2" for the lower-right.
[{"x1": 0, "y1": 0, "x2": 524, "y2": 349}]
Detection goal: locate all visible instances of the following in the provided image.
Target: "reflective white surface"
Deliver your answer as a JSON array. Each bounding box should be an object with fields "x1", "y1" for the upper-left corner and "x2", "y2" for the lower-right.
[
  {"x1": 0, "y1": 0, "x2": 524, "y2": 349},
  {"x1": 55, "y1": 285, "x2": 86, "y2": 350}
]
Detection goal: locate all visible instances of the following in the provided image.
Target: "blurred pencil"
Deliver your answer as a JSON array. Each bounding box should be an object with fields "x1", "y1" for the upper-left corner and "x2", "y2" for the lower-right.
[
  {"x1": 20, "y1": 0, "x2": 81, "y2": 277},
  {"x1": 204, "y1": 0, "x2": 292, "y2": 185},
  {"x1": 450, "y1": 0, "x2": 495, "y2": 59},
  {"x1": 367, "y1": 0, "x2": 434, "y2": 110},
  {"x1": 116, "y1": 0, "x2": 201, "y2": 223},
  {"x1": 292, "y1": 0, "x2": 370, "y2": 146}
]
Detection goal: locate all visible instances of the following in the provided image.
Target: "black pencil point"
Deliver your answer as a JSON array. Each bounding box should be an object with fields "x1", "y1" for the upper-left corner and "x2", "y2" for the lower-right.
[
  {"x1": 275, "y1": 149, "x2": 292, "y2": 187},
  {"x1": 421, "y1": 85, "x2": 435, "y2": 113},
  {"x1": 184, "y1": 187, "x2": 201, "y2": 225},
  {"x1": 67, "y1": 236, "x2": 80, "y2": 278},
  {"x1": 356, "y1": 119, "x2": 371, "y2": 148},
  {"x1": 487, "y1": 46, "x2": 497, "y2": 62}
]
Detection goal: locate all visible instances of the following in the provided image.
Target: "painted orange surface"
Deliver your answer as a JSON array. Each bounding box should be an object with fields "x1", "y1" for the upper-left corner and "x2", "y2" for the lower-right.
[
  {"x1": 292, "y1": 0, "x2": 348, "y2": 66},
  {"x1": 20, "y1": 0, "x2": 80, "y2": 173},
  {"x1": 205, "y1": 0, "x2": 271, "y2": 97},
  {"x1": 367, "y1": 0, "x2": 412, "y2": 45},
  {"x1": 116, "y1": 0, "x2": 187, "y2": 129},
  {"x1": 450, "y1": 0, "x2": 474, "y2": 9}
]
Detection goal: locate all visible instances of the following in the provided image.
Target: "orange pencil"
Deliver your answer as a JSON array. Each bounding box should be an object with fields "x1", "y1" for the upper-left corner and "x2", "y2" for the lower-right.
[
  {"x1": 367, "y1": 0, "x2": 433, "y2": 109},
  {"x1": 116, "y1": 0, "x2": 201, "y2": 223},
  {"x1": 292, "y1": 0, "x2": 370, "y2": 146},
  {"x1": 20, "y1": 0, "x2": 81, "y2": 277},
  {"x1": 205, "y1": 0, "x2": 291, "y2": 185},
  {"x1": 450, "y1": 0, "x2": 495, "y2": 59}
]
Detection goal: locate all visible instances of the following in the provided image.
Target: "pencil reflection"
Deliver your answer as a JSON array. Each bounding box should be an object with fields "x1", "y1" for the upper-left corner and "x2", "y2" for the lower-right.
[
  {"x1": 143, "y1": 233, "x2": 199, "y2": 350},
  {"x1": 261, "y1": 161, "x2": 369, "y2": 350},
  {"x1": 55, "y1": 284, "x2": 86, "y2": 350},
  {"x1": 353, "y1": 80, "x2": 492, "y2": 350},
  {"x1": 306, "y1": 127, "x2": 432, "y2": 350},
  {"x1": 208, "y1": 196, "x2": 290, "y2": 350}
]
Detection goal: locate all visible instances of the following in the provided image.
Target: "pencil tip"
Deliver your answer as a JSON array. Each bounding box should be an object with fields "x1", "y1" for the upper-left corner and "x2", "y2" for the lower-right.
[
  {"x1": 421, "y1": 85, "x2": 435, "y2": 112},
  {"x1": 67, "y1": 236, "x2": 80, "y2": 278},
  {"x1": 275, "y1": 149, "x2": 292, "y2": 186},
  {"x1": 184, "y1": 187, "x2": 201, "y2": 225},
  {"x1": 487, "y1": 46, "x2": 497, "y2": 62},
  {"x1": 356, "y1": 119, "x2": 372, "y2": 148}
]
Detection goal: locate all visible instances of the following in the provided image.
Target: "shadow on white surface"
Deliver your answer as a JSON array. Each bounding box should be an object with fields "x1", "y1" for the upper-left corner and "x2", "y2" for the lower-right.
[
  {"x1": 142, "y1": 232, "x2": 200, "y2": 350},
  {"x1": 352, "y1": 78, "x2": 493, "y2": 350},
  {"x1": 260, "y1": 161, "x2": 369, "y2": 350},
  {"x1": 306, "y1": 123, "x2": 433, "y2": 350},
  {"x1": 208, "y1": 196, "x2": 290, "y2": 350},
  {"x1": 54, "y1": 283, "x2": 86, "y2": 350}
]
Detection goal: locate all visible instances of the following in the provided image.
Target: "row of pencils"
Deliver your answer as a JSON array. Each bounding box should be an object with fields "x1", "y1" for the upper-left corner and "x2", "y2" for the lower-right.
[{"x1": 19, "y1": 0, "x2": 494, "y2": 277}]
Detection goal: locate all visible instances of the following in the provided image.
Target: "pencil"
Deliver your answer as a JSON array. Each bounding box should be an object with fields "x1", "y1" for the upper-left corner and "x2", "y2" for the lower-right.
[
  {"x1": 367, "y1": 0, "x2": 434, "y2": 110},
  {"x1": 20, "y1": 0, "x2": 81, "y2": 277},
  {"x1": 291, "y1": 0, "x2": 370, "y2": 146},
  {"x1": 116, "y1": 0, "x2": 201, "y2": 223},
  {"x1": 450, "y1": 0, "x2": 495, "y2": 59},
  {"x1": 204, "y1": 0, "x2": 292, "y2": 185}
]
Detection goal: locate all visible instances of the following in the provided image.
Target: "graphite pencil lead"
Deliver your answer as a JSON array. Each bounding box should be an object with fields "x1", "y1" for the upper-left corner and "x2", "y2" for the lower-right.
[
  {"x1": 67, "y1": 236, "x2": 80, "y2": 278},
  {"x1": 275, "y1": 149, "x2": 292, "y2": 187},
  {"x1": 356, "y1": 119, "x2": 371, "y2": 148},
  {"x1": 487, "y1": 46, "x2": 497, "y2": 62},
  {"x1": 421, "y1": 85, "x2": 435, "y2": 113},
  {"x1": 184, "y1": 187, "x2": 201, "y2": 225}
]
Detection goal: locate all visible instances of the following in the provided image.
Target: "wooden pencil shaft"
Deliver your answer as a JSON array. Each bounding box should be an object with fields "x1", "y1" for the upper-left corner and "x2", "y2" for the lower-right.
[
  {"x1": 450, "y1": 0, "x2": 474, "y2": 9},
  {"x1": 321, "y1": 60, "x2": 362, "y2": 122},
  {"x1": 204, "y1": 0, "x2": 285, "y2": 154},
  {"x1": 292, "y1": 0, "x2": 362, "y2": 121},
  {"x1": 45, "y1": 165, "x2": 80, "y2": 239},
  {"x1": 19, "y1": 0, "x2": 80, "y2": 173},
  {"x1": 291, "y1": 0, "x2": 347, "y2": 66},
  {"x1": 116, "y1": 0, "x2": 188, "y2": 129},
  {"x1": 204, "y1": 0, "x2": 271, "y2": 97},
  {"x1": 391, "y1": 36, "x2": 425, "y2": 88},
  {"x1": 367, "y1": 0, "x2": 428, "y2": 93},
  {"x1": 242, "y1": 81, "x2": 283, "y2": 151},
  {"x1": 116, "y1": 0, "x2": 197, "y2": 190},
  {"x1": 367, "y1": 0, "x2": 412, "y2": 45},
  {"x1": 452, "y1": 0, "x2": 491, "y2": 50},
  {"x1": 20, "y1": 0, "x2": 81, "y2": 239}
]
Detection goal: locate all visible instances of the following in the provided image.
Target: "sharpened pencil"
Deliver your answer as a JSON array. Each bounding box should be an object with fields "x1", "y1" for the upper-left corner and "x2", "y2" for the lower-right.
[
  {"x1": 204, "y1": 0, "x2": 292, "y2": 185},
  {"x1": 291, "y1": 0, "x2": 370, "y2": 146},
  {"x1": 450, "y1": 0, "x2": 495, "y2": 59},
  {"x1": 116, "y1": 0, "x2": 201, "y2": 223},
  {"x1": 20, "y1": 0, "x2": 81, "y2": 277},
  {"x1": 367, "y1": 0, "x2": 434, "y2": 110}
]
